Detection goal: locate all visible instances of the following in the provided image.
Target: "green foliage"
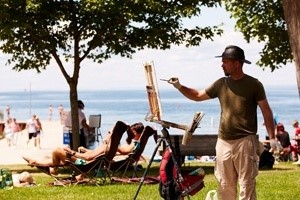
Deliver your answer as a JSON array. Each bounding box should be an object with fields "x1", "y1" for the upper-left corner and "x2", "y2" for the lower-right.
[
  {"x1": 0, "y1": 0, "x2": 223, "y2": 73},
  {"x1": 0, "y1": 0, "x2": 224, "y2": 149},
  {"x1": 224, "y1": 0, "x2": 293, "y2": 71}
]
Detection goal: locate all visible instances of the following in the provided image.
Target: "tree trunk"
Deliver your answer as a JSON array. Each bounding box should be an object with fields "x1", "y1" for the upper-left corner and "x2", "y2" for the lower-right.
[
  {"x1": 282, "y1": 0, "x2": 300, "y2": 98},
  {"x1": 69, "y1": 82, "x2": 80, "y2": 150}
]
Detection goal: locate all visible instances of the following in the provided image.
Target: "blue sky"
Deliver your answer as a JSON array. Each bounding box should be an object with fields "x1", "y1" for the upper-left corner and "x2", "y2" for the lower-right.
[{"x1": 0, "y1": 7, "x2": 297, "y2": 92}]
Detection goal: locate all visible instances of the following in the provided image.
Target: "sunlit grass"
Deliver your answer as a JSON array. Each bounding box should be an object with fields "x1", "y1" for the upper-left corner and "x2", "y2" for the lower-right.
[{"x1": 0, "y1": 162, "x2": 299, "y2": 200}]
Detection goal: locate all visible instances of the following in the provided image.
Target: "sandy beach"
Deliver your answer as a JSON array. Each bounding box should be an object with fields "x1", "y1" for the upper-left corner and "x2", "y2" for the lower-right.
[{"x1": 0, "y1": 120, "x2": 65, "y2": 165}]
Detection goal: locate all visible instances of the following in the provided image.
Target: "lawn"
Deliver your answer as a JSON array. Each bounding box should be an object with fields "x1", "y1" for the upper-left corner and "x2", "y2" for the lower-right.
[{"x1": 0, "y1": 162, "x2": 300, "y2": 200}]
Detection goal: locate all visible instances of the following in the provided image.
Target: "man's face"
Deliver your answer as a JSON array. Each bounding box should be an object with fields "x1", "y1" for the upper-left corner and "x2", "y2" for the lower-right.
[{"x1": 221, "y1": 58, "x2": 240, "y2": 76}]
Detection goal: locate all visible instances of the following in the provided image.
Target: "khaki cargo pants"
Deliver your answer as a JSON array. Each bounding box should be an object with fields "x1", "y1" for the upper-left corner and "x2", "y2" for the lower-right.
[{"x1": 214, "y1": 135, "x2": 258, "y2": 200}]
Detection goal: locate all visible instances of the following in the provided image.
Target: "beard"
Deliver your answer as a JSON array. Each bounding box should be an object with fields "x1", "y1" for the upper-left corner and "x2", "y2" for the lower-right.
[{"x1": 224, "y1": 72, "x2": 230, "y2": 77}]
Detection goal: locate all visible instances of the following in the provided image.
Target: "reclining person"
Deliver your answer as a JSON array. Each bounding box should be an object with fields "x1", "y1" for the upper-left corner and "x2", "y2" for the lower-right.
[
  {"x1": 23, "y1": 122, "x2": 144, "y2": 175},
  {"x1": 13, "y1": 171, "x2": 36, "y2": 187},
  {"x1": 117, "y1": 123, "x2": 144, "y2": 155}
]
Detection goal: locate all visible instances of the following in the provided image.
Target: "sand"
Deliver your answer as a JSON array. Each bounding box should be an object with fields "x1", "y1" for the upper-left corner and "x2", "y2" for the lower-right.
[{"x1": 0, "y1": 120, "x2": 65, "y2": 165}]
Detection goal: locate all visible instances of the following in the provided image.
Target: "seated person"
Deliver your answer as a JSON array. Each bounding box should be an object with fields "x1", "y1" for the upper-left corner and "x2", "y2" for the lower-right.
[
  {"x1": 275, "y1": 123, "x2": 297, "y2": 161},
  {"x1": 23, "y1": 122, "x2": 144, "y2": 175},
  {"x1": 13, "y1": 171, "x2": 35, "y2": 187},
  {"x1": 117, "y1": 122, "x2": 144, "y2": 155},
  {"x1": 292, "y1": 120, "x2": 300, "y2": 158}
]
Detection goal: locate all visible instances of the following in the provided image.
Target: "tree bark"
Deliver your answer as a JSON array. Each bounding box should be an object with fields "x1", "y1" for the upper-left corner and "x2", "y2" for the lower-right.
[
  {"x1": 69, "y1": 81, "x2": 80, "y2": 150},
  {"x1": 282, "y1": 0, "x2": 300, "y2": 98}
]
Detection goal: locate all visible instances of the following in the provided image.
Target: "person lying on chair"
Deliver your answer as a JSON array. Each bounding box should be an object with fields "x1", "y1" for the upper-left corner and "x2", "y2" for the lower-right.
[
  {"x1": 117, "y1": 122, "x2": 144, "y2": 155},
  {"x1": 22, "y1": 121, "x2": 144, "y2": 175}
]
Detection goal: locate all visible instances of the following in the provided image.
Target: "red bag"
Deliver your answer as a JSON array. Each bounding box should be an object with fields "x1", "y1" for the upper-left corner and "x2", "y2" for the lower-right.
[{"x1": 159, "y1": 147, "x2": 205, "y2": 199}]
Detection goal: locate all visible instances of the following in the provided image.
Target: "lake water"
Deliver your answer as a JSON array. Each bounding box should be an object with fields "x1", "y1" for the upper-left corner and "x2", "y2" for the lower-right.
[{"x1": 0, "y1": 85, "x2": 299, "y2": 157}]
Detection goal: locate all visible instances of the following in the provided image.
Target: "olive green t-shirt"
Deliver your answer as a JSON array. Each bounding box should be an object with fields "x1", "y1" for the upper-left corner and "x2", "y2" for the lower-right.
[{"x1": 205, "y1": 75, "x2": 266, "y2": 140}]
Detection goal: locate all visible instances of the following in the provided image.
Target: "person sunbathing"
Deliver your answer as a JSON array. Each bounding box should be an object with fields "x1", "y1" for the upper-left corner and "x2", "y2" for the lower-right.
[
  {"x1": 23, "y1": 122, "x2": 144, "y2": 175},
  {"x1": 13, "y1": 171, "x2": 36, "y2": 187}
]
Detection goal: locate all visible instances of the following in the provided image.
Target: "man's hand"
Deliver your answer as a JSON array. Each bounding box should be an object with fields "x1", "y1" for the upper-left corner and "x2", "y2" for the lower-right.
[
  {"x1": 168, "y1": 77, "x2": 182, "y2": 89},
  {"x1": 269, "y1": 139, "x2": 279, "y2": 150}
]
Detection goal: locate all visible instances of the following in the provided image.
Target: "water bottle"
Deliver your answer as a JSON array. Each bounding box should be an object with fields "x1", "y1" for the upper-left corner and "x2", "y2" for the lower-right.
[
  {"x1": 0, "y1": 173, "x2": 6, "y2": 189},
  {"x1": 188, "y1": 167, "x2": 205, "y2": 178},
  {"x1": 0, "y1": 169, "x2": 12, "y2": 189},
  {"x1": 0, "y1": 175, "x2": 4, "y2": 189},
  {"x1": 5, "y1": 170, "x2": 13, "y2": 187}
]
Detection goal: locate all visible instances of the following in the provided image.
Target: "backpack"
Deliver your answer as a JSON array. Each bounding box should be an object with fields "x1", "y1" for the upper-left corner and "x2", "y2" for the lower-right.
[
  {"x1": 259, "y1": 149, "x2": 275, "y2": 169},
  {"x1": 158, "y1": 147, "x2": 205, "y2": 200},
  {"x1": 159, "y1": 147, "x2": 182, "y2": 200}
]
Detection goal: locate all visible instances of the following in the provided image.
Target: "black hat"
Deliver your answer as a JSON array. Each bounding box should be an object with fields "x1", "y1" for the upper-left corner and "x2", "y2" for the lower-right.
[
  {"x1": 216, "y1": 45, "x2": 251, "y2": 64},
  {"x1": 78, "y1": 100, "x2": 85, "y2": 108}
]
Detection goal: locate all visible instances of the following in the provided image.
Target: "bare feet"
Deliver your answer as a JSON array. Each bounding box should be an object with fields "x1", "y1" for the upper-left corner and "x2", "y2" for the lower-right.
[
  {"x1": 75, "y1": 174, "x2": 84, "y2": 182},
  {"x1": 49, "y1": 167, "x2": 58, "y2": 175},
  {"x1": 22, "y1": 156, "x2": 36, "y2": 166}
]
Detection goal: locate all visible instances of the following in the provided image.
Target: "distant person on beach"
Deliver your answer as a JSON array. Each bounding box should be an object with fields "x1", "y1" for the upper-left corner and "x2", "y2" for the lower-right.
[
  {"x1": 64, "y1": 100, "x2": 91, "y2": 149},
  {"x1": 6, "y1": 104, "x2": 11, "y2": 119},
  {"x1": 11, "y1": 118, "x2": 21, "y2": 147},
  {"x1": 35, "y1": 116, "x2": 43, "y2": 149},
  {"x1": 292, "y1": 120, "x2": 300, "y2": 140},
  {"x1": 23, "y1": 122, "x2": 145, "y2": 176},
  {"x1": 4, "y1": 117, "x2": 13, "y2": 147},
  {"x1": 292, "y1": 120, "x2": 300, "y2": 163},
  {"x1": 26, "y1": 114, "x2": 38, "y2": 148},
  {"x1": 48, "y1": 105, "x2": 53, "y2": 121},
  {"x1": 0, "y1": 109, "x2": 3, "y2": 121},
  {"x1": 58, "y1": 104, "x2": 64, "y2": 122},
  {"x1": 167, "y1": 45, "x2": 276, "y2": 200}
]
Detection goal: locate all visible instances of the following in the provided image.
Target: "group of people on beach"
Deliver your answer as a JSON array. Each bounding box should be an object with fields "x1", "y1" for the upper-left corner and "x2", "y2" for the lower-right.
[
  {"x1": 272, "y1": 119, "x2": 300, "y2": 163},
  {"x1": 3, "y1": 117, "x2": 21, "y2": 147},
  {"x1": 1, "y1": 103, "x2": 66, "y2": 148},
  {"x1": 2, "y1": 114, "x2": 43, "y2": 149}
]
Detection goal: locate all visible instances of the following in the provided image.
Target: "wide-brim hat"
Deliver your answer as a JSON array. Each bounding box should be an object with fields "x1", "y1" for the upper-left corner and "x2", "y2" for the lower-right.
[{"x1": 216, "y1": 45, "x2": 251, "y2": 64}]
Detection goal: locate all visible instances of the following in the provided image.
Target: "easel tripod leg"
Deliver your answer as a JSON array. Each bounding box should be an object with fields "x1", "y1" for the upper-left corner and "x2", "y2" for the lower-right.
[{"x1": 133, "y1": 138, "x2": 165, "y2": 200}]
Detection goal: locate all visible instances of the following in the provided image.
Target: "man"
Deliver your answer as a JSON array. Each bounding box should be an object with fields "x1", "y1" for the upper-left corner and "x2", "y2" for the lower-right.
[
  {"x1": 26, "y1": 114, "x2": 38, "y2": 148},
  {"x1": 168, "y1": 45, "x2": 277, "y2": 200},
  {"x1": 65, "y1": 100, "x2": 91, "y2": 148}
]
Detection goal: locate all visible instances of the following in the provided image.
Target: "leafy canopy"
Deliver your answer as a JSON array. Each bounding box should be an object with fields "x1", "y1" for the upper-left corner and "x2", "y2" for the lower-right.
[
  {"x1": 0, "y1": 0, "x2": 223, "y2": 73},
  {"x1": 224, "y1": 0, "x2": 292, "y2": 71}
]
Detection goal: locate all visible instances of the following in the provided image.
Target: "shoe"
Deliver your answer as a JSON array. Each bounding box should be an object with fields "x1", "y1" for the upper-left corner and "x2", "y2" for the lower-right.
[{"x1": 292, "y1": 160, "x2": 300, "y2": 165}]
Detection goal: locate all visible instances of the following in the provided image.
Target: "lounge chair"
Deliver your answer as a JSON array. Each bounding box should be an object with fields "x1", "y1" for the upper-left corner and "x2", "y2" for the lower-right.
[
  {"x1": 112, "y1": 125, "x2": 157, "y2": 178},
  {"x1": 64, "y1": 120, "x2": 128, "y2": 185},
  {"x1": 27, "y1": 121, "x2": 128, "y2": 186}
]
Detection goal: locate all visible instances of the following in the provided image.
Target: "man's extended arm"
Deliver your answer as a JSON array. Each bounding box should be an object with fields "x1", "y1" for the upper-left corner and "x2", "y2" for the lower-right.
[{"x1": 168, "y1": 77, "x2": 210, "y2": 101}]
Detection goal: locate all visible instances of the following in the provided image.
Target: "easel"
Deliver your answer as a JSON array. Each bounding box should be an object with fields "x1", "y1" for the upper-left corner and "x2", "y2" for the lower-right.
[
  {"x1": 134, "y1": 126, "x2": 184, "y2": 200},
  {"x1": 133, "y1": 62, "x2": 204, "y2": 199}
]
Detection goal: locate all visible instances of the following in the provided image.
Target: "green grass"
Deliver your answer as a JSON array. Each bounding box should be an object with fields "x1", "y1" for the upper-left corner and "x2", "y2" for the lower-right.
[{"x1": 0, "y1": 162, "x2": 300, "y2": 200}]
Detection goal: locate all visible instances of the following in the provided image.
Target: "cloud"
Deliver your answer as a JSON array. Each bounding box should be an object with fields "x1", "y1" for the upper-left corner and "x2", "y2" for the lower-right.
[{"x1": 0, "y1": 7, "x2": 297, "y2": 92}]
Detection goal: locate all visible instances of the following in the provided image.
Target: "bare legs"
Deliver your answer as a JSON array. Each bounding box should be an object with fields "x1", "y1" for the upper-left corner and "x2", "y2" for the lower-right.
[{"x1": 23, "y1": 147, "x2": 71, "y2": 175}]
